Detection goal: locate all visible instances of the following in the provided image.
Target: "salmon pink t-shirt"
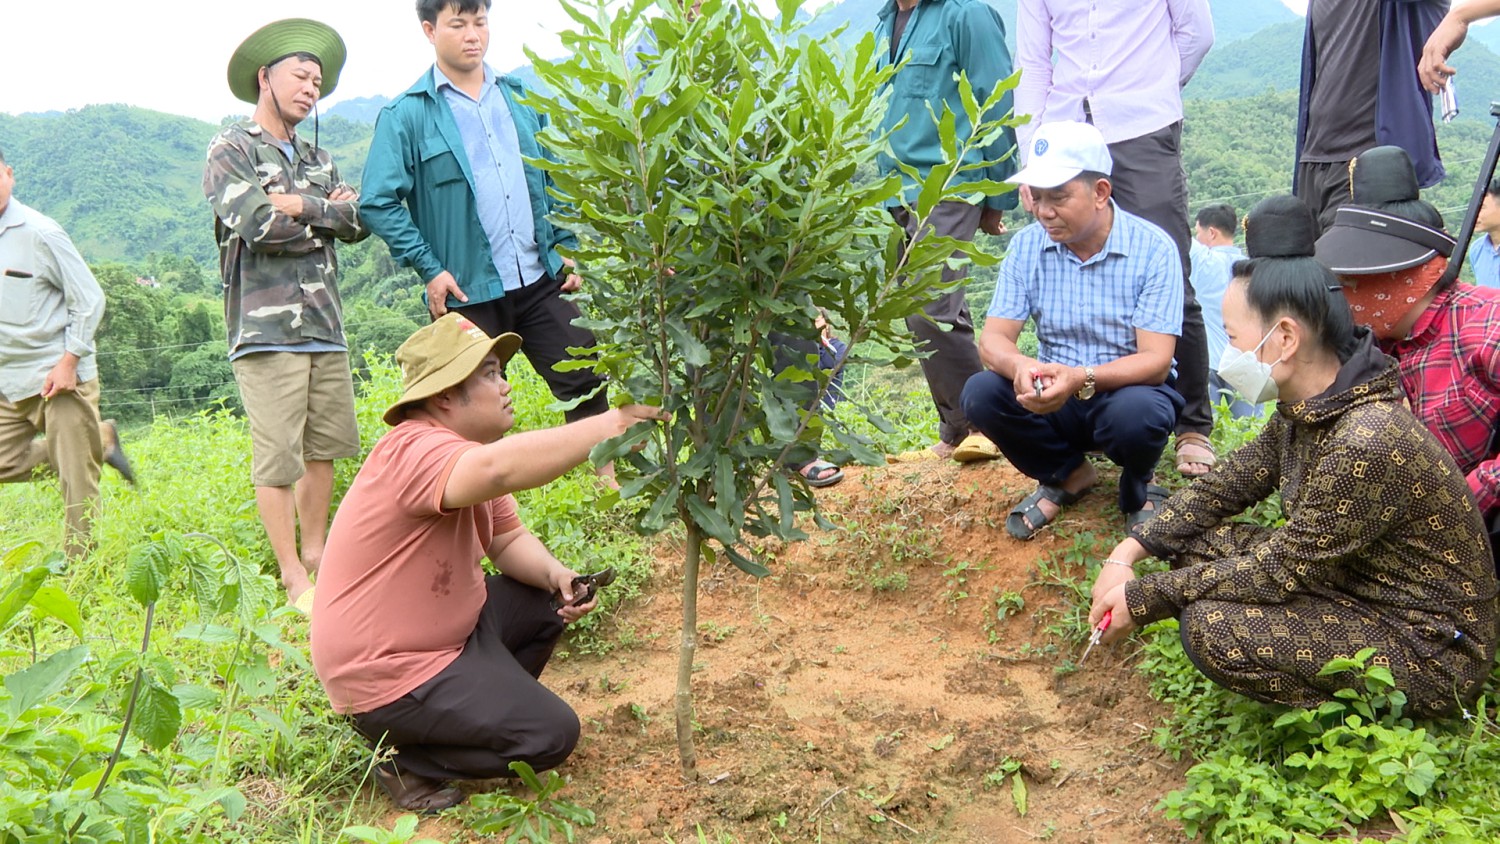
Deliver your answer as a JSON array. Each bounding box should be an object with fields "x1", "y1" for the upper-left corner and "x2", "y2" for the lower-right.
[{"x1": 310, "y1": 420, "x2": 522, "y2": 714}]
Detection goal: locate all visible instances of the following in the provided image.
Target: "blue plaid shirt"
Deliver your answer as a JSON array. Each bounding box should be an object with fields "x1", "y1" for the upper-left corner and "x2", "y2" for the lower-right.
[{"x1": 988, "y1": 203, "x2": 1183, "y2": 368}]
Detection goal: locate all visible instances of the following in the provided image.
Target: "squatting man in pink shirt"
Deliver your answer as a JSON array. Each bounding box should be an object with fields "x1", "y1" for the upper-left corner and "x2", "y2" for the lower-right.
[{"x1": 309, "y1": 314, "x2": 667, "y2": 811}]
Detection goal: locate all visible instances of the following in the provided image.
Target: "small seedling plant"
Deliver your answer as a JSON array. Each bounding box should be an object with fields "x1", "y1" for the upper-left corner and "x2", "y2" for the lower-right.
[{"x1": 527, "y1": 0, "x2": 1020, "y2": 776}]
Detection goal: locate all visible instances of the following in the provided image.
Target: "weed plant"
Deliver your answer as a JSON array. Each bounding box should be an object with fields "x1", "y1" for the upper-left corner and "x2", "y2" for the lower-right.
[{"x1": 0, "y1": 353, "x2": 649, "y2": 842}]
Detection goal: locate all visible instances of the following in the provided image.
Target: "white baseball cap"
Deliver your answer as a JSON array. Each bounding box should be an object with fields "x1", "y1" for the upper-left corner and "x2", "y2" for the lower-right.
[{"x1": 1008, "y1": 121, "x2": 1113, "y2": 189}]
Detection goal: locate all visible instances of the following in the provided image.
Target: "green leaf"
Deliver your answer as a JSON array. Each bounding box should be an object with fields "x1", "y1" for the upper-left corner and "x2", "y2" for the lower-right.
[
  {"x1": 125, "y1": 542, "x2": 169, "y2": 606},
  {"x1": 4, "y1": 644, "x2": 88, "y2": 717},
  {"x1": 172, "y1": 683, "x2": 221, "y2": 711},
  {"x1": 251, "y1": 705, "x2": 298, "y2": 744},
  {"x1": 26, "y1": 584, "x2": 82, "y2": 638},
  {"x1": 0, "y1": 566, "x2": 49, "y2": 630},
  {"x1": 1010, "y1": 772, "x2": 1028, "y2": 817},
  {"x1": 174, "y1": 623, "x2": 239, "y2": 645},
  {"x1": 639, "y1": 484, "x2": 680, "y2": 534},
  {"x1": 722, "y1": 545, "x2": 771, "y2": 578},
  {"x1": 131, "y1": 676, "x2": 183, "y2": 749},
  {"x1": 686, "y1": 495, "x2": 736, "y2": 545},
  {"x1": 509, "y1": 759, "x2": 546, "y2": 792},
  {"x1": 188, "y1": 786, "x2": 247, "y2": 823}
]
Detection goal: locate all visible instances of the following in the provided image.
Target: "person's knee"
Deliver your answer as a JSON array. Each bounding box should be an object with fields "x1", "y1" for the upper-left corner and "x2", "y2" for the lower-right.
[
  {"x1": 960, "y1": 370, "x2": 1016, "y2": 429},
  {"x1": 527, "y1": 706, "x2": 581, "y2": 772},
  {"x1": 1096, "y1": 388, "x2": 1176, "y2": 451}
]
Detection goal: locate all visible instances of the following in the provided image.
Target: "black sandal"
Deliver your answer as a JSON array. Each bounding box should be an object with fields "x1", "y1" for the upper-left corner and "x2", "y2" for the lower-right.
[
  {"x1": 796, "y1": 459, "x2": 845, "y2": 488},
  {"x1": 1125, "y1": 484, "x2": 1170, "y2": 532},
  {"x1": 1006, "y1": 484, "x2": 1091, "y2": 540}
]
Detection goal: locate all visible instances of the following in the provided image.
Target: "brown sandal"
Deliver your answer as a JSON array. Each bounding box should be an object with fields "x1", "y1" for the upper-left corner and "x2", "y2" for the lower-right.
[
  {"x1": 1174, "y1": 432, "x2": 1216, "y2": 477},
  {"x1": 374, "y1": 764, "x2": 466, "y2": 813}
]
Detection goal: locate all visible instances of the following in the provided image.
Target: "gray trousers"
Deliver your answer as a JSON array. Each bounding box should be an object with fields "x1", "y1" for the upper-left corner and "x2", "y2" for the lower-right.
[
  {"x1": 1106, "y1": 122, "x2": 1213, "y2": 438},
  {"x1": 890, "y1": 201, "x2": 984, "y2": 447}
]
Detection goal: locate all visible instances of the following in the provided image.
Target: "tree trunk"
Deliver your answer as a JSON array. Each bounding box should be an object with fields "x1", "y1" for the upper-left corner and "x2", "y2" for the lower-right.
[{"x1": 675, "y1": 522, "x2": 702, "y2": 779}]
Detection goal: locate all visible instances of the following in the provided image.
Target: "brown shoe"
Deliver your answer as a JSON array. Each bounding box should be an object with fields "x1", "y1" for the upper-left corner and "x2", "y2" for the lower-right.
[
  {"x1": 101, "y1": 420, "x2": 136, "y2": 485},
  {"x1": 374, "y1": 764, "x2": 466, "y2": 813}
]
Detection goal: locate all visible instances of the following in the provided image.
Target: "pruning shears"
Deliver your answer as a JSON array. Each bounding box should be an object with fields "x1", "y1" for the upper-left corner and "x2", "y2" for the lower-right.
[
  {"x1": 1078, "y1": 610, "x2": 1112, "y2": 665},
  {"x1": 550, "y1": 567, "x2": 617, "y2": 610}
]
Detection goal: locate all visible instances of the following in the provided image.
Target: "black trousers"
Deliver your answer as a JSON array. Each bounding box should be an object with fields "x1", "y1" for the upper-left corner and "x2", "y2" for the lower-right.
[
  {"x1": 453, "y1": 275, "x2": 609, "y2": 423},
  {"x1": 1106, "y1": 122, "x2": 1213, "y2": 439},
  {"x1": 350, "y1": 576, "x2": 579, "y2": 781},
  {"x1": 1295, "y1": 159, "x2": 1352, "y2": 236},
  {"x1": 890, "y1": 201, "x2": 985, "y2": 447}
]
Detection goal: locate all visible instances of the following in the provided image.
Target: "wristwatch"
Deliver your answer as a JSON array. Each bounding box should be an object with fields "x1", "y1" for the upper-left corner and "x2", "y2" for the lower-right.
[{"x1": 1075, "y1": 366, "x2": 1096, "y2": 400}]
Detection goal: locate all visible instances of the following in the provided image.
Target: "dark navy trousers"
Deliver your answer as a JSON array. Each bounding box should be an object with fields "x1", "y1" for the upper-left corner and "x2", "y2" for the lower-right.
[{"x1": 961, "y1": 371, "x2": 1183, "y2": 513}]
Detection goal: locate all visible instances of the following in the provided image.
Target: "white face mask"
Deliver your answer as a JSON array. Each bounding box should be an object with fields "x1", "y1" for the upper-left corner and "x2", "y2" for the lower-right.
[{"x1": 1216, "y1": 325, "x2": 1282, "y2": 404}]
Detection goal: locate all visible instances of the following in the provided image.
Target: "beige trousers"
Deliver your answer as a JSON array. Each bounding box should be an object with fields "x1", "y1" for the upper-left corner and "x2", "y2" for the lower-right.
[{"x1": 0, "y1": 379, "x2": 104, "y2": 558}]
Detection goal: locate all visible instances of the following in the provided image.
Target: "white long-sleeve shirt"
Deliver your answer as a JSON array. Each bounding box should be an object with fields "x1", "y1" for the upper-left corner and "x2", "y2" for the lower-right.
[{"x1": 1013, "y1": 0, "x2": 1214, "y2": 159}]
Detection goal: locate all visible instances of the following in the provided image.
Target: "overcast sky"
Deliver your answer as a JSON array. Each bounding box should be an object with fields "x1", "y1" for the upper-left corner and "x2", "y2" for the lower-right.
[{"x1": 0, "y1": 0, "x2": 834, "y2": 123}]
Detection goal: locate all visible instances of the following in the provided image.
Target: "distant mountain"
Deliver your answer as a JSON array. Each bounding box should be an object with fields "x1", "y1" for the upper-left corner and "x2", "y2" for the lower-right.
[
  {"x1": 1183, "y1": 20, "x2": 1304, "y2": 100},
  {"x1": 0, "y1": 105, "x2": 376, "y2": 265},
  {"x1": 1210, "y1": 0, "x2": 1298, "y2": 44},
  {"x1": 325, "y1": 96, "x2": 390, "y2": 124},
  {"x1": 1183, "y1": 15, "x2": 1500, "y2": 123},
  {"x1": 1465, "y1": 20, "x2": 1500, "y2": 57}
]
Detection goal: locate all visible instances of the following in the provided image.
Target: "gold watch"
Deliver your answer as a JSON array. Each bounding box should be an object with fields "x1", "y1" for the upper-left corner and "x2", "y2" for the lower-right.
[{"x1": 1075, "y1": 366, "x2": 1096, "y2": 400}]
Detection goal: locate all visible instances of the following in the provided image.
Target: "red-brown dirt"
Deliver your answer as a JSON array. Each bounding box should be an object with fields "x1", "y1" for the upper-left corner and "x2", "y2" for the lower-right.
[{"x1": 401, "y1": 457, "x2": 1193, "y2": 843}]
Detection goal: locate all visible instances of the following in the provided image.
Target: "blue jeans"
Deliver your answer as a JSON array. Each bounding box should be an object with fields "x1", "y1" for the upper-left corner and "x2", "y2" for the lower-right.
[{"x1": 961, "y1": 371, "x2": 1183, "y2": 513}]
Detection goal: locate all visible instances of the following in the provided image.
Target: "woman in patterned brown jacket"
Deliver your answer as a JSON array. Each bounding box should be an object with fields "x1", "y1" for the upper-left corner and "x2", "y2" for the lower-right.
[{"x1": 1088, "y1": 252, "x2": 1497, "y2": 717}]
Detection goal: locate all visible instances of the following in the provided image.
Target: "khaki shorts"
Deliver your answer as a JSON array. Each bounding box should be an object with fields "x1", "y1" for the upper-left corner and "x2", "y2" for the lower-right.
[{"x1": 232, "y1": 351, "x2": 359, "y2": 487}]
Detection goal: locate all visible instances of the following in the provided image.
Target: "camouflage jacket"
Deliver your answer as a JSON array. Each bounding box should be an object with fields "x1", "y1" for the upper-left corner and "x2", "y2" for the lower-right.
[{"x1": 203, "y1": 121, "x2": 368, "y2": 355}]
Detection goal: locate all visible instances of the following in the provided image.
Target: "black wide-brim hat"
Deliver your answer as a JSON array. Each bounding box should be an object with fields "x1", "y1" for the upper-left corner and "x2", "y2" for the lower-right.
[
  {"x1": 227, "y1": 18, "x2": 346, "y2": 105},
  {"x1": 1314, "y1": 206, "x2": 1455, "y2": 275},
  {"x1": 1244, "y1": 195, "x2": 1319, "y2": 258}
]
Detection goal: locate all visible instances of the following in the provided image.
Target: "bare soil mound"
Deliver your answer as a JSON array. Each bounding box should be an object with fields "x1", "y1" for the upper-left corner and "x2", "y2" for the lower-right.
[{"x1": 540, "y1": 458, "x2": 1191, "y2": 843}]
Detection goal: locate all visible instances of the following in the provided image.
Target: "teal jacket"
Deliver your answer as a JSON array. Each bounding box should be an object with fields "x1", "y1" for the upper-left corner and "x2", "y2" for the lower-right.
[
  {"x1": 360, "y1": 68, "x2": 576, "y2": 307},
  {"x1": 876, "y1": 0, "x2": 1018, "y2": 211}
]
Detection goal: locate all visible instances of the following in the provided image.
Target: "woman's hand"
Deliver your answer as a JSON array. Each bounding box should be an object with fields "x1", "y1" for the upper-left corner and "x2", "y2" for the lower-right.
[{"x1": 1089, "y1": 584, "x2": 1137, "y2": 645}]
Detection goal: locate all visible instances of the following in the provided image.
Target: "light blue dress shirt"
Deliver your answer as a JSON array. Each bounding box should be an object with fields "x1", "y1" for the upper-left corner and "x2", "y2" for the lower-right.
[
  {"x1": 1189, "y1": 240, "x2": 1243, "y2": 366},
  {"x1": 434, "y1": 66, "x2": 546, "y2": 292},
  {"x1": 1467, "y1": 234, "x2": 1500, "y2": 290}
]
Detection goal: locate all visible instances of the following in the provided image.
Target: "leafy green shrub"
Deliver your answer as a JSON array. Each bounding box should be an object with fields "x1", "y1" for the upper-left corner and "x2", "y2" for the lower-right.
[{"x1": 1154, "y1": 649, "x2": 1500, "y2": 843}]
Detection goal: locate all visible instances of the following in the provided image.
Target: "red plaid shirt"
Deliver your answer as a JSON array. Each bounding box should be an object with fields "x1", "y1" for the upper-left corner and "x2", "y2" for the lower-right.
[{"x1": 1387, "y1": 285, "x2": 1500, "y2": 515}]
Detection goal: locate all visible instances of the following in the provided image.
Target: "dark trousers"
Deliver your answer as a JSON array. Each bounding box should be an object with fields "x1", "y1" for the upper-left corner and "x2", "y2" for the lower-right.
[
  {"x1": 769, "y1": 332, "x2": 825, "y2": 470},
  {"x1": 453, "y1": 275, "x2": 609, "y2": 423},
  {"x1": 350, "y1": 576, "x2": 579, "y2": 781},
  {"x1": 1172, "y1": 522, "x2": 1487, "y2": 719},
  {"x1": 1295, "y1": 160, "x2": 1350, "y2": 236},
  {"x1": 960, "y1": 371, "x2": 1182, "y2": 513},
  {"x1": 890, "y1": 201, "x2": 985, "y2": 447},
  {"x1": 1106, "y1": 123, "x2": 1212, "y2": 439}
]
